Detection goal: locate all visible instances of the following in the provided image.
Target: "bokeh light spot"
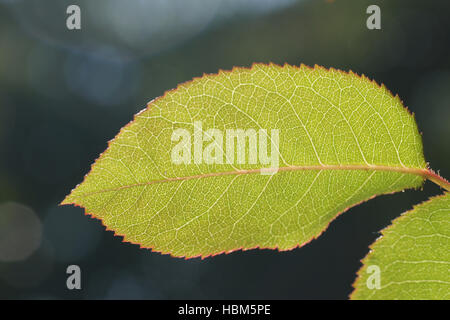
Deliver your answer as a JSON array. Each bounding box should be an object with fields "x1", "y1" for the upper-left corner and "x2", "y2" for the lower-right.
[{"x1": 0, "y1": 202, "x2": 42, "y2": 262}]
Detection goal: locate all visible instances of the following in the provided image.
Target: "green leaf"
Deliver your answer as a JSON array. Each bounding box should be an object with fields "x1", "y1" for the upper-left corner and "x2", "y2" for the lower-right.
[
  {"x1": 62, "y1": 63, "x2": 429, "y2": 258},
  {"x1": 351, "y1": 192, "x2": 450, "y2": 300}
]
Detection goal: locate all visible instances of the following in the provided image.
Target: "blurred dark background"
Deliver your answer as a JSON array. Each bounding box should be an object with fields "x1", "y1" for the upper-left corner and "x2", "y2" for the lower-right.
[{"x1": 0, "y1": 0, "x2": 449, "y2": 299}]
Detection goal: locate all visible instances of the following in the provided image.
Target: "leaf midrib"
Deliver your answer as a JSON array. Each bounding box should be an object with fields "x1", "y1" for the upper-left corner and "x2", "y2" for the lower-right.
[{"x1": 65, "y1": 164, "x2": 450, "y2": 201}]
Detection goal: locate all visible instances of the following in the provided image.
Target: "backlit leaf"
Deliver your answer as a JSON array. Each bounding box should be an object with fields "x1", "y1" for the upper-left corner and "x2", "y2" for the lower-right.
[
  {"x1": 62, "y1": 63, "x2": 429, "y2": 258},
  {"x1": 351, "y1": 193, "x2": 450, "y2": 300}
]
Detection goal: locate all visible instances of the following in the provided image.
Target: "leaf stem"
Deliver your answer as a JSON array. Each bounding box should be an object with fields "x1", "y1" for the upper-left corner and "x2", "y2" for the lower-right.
[{"x1": 422, "y1": 169, "x2": 450, "y2": 192}]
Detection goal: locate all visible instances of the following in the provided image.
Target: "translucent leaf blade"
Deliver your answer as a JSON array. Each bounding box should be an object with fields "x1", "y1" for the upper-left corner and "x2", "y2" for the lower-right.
[
  {"x1": 351, "y1": 193, "x2": 450, "y2": 300},
  {"x1": 62, "y1": 64, "x2": 427, "y2": 258}
]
